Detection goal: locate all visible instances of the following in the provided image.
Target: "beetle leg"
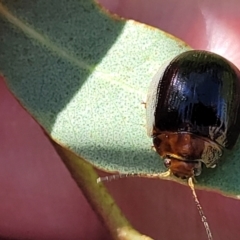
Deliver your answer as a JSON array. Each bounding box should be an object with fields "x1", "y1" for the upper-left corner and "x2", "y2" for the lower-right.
[
  {"x1": 141, "y1": 101, "x2": 146, "y2": 108},
  {"x1": 158, "y1": 170, "x2": 171, "y2": 178},
  {"x1": 151, "y1": 145, "x2": 156, "y2": 151}
]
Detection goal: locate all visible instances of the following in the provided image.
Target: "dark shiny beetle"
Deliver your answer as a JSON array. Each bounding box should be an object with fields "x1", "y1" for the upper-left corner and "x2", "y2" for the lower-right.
[{"x1": 146, "y1": 50, "x2": 240, "y2": 179}]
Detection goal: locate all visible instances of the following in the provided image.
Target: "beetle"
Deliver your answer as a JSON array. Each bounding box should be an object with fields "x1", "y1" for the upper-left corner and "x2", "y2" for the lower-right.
[{"x1": 146, "y1": 50, "x2": 240, "y2": 179}]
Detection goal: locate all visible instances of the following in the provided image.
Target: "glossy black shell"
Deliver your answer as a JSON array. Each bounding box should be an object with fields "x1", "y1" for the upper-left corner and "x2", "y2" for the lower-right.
[{"x1": 151, "y1": 50, "x2": 240, "y2": 149}]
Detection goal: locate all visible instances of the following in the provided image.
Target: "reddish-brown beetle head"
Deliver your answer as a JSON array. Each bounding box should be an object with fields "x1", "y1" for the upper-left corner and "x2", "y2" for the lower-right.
[{"x1": 153, "y1": 131, "x2": 222, "y2": 179}]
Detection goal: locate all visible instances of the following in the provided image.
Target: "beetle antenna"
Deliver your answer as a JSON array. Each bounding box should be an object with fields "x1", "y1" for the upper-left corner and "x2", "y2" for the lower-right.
[
  {"x1": 97, "y1": 170, "x2": 171, "y2": 183},
  {"x1": 97, "y1": 173, "x2": 142, "y2": 183},
  {"x1": 188, "y1": 177, "x2": 213, "y2": 240}
]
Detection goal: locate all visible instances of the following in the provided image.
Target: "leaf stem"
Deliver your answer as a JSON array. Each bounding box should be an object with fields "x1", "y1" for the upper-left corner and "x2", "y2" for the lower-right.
[{"x1": 52, "y1": 142, "x2": 153, "y2": 240}]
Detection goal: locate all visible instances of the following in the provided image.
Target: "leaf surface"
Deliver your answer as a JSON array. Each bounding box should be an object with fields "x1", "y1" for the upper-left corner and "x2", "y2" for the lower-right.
[{"x1": 1, "y1": 0, "x2": 239, "y2": 196}]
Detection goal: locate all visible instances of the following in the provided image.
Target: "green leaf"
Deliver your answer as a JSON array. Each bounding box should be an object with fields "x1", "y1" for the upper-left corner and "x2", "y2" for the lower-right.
[{"x1": 2, "y1": 0, "x2": 239, "y2": 196}]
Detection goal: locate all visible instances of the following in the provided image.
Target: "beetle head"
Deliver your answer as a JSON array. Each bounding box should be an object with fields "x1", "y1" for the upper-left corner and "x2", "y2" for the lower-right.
[{"x1": 153, "y1": 132, "x2": 221, "y2": 178}]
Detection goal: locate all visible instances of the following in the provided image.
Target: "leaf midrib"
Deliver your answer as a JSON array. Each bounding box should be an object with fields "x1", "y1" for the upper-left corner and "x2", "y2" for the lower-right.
[{"x1": 0, "y1": 2, "x2": 144, "y2": 96}]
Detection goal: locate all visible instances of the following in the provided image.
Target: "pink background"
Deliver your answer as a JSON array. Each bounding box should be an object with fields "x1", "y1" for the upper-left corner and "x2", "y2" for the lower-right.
[{"x1": 1, "y1": 1, "x2": 240, "y2": 239}]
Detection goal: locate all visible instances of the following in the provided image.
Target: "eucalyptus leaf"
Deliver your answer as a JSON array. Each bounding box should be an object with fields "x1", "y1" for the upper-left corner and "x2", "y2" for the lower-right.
[{"x1": 1, "y1": 0, "x2": 239, "y2": 196}]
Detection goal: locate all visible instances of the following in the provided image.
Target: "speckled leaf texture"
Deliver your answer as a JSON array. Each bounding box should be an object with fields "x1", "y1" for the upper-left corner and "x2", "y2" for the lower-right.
[{"x1": 1, "y1": 0, "x2": 240, "y2": 196}]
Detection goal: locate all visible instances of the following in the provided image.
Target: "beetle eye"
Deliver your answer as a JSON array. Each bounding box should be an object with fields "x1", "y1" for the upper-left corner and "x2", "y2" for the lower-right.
[
  {"x1": 193, "y1": 162, "x2": 202, "y2": 176},
  {"x1": 164, "y1": 158, "x2": 171, "y2": 168}
]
